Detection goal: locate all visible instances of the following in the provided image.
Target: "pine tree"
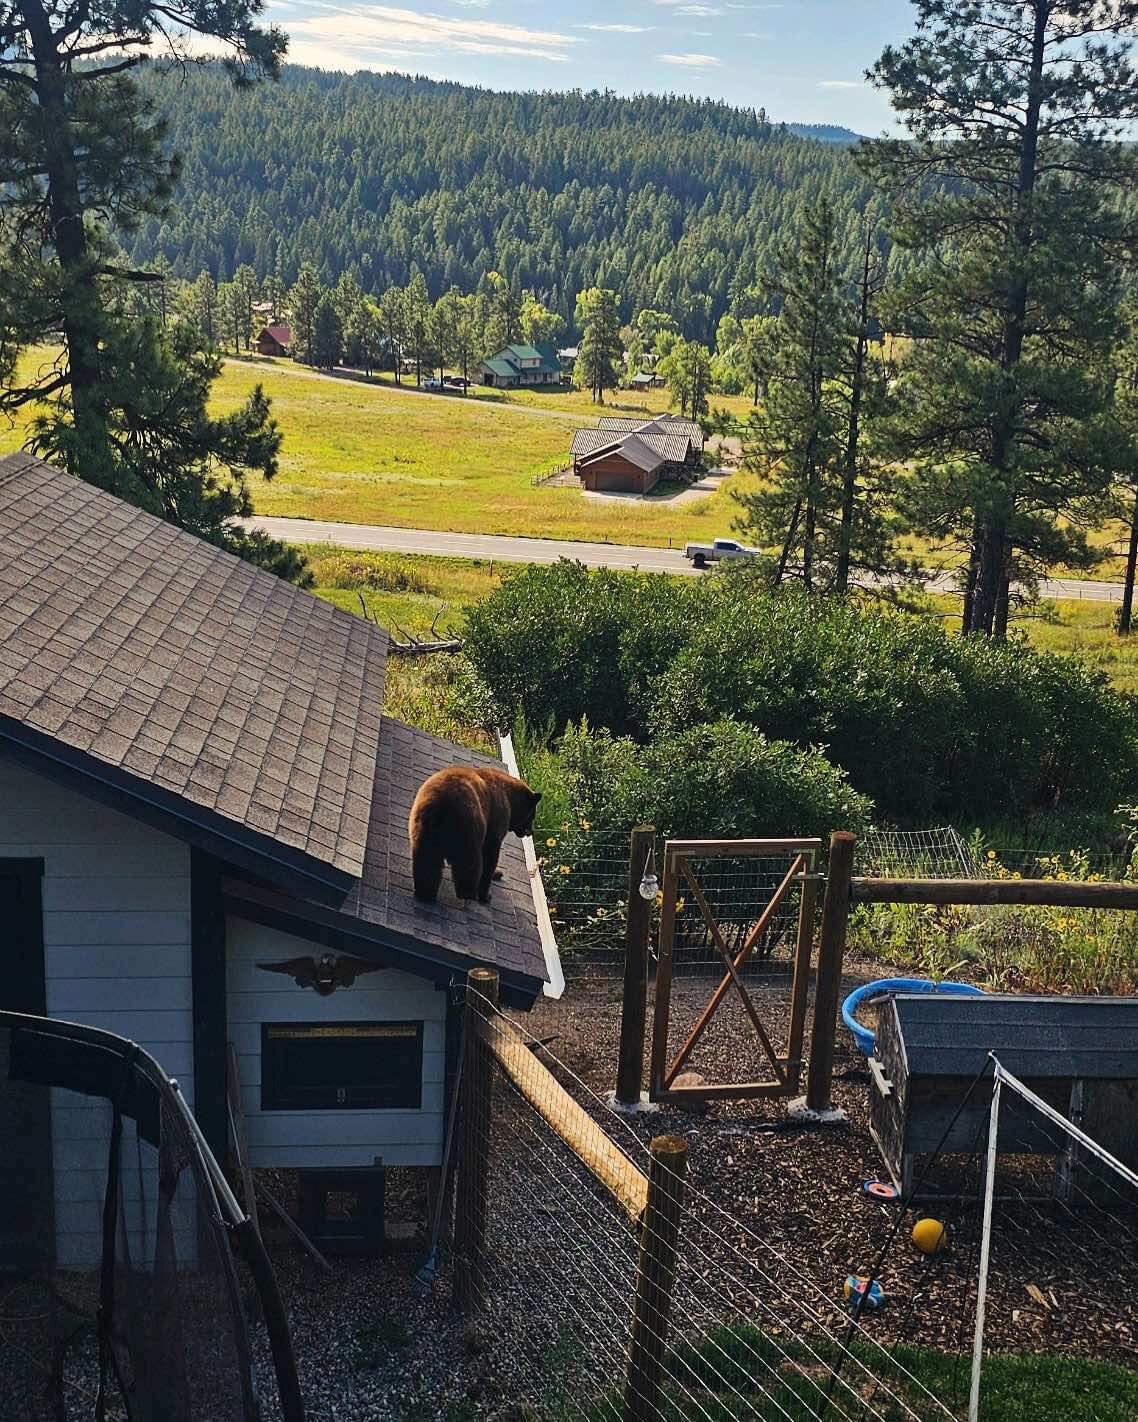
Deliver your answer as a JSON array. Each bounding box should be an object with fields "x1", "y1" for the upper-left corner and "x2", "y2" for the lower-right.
[
  {"x1": 732, "y1": 201, "x2": 849, "y2": 590},
  {"x1": 835, "y1": 223, "x2": 889, "y2": 595},
  {"x1": 860, "y1": 0, "x2": 1138, "y2": 635},
  {"x1": 403, "y1": 270, "x2": 432, "y2": 385},
  {"x1": 0, "y1": 0, "x2": 289, "y2": 572},
  {"x1": 741, "y1": 315, "x2": 777, "y2": 406},
  {"x1": 311, "y1": 295, "x2": 343, "y2": 370},
  {"x1": 575, "y1": 287, "x2": 623, "y2": 403},
  {"x1": 379, "y1": 285, "x2": 407, "y2": 383},
  {"x1": 288, "y1": 263, "x2": 322, "y2": 364}
]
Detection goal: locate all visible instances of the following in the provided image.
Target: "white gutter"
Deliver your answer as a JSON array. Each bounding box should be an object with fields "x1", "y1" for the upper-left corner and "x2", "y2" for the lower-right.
[{"x1": 498, "y1": 730, "x2": 565, "y2": 999}]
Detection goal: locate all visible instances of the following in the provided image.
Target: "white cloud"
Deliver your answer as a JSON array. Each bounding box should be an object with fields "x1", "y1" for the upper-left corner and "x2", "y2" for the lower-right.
[
  {"x1": 741, "y1": 30, "x2": 771, "y2": 38},
  {"x1": 818, "y1": 79, "x2": 864, "y2": 89},
  {"x1": 673, "y1": 3, "x2": 724, "y2": 13},
  {"x1": 658, "y1": 51, "x2": 722, "y2": 67},
  {"x1": 279, "y1": 2, "x2": 578, "y2": 69},
  {"x1": 450, "y1": 0, "x2": 489, "y2": 7},
  {"x1": 576, "y1": 21, "x2": 653, "y2": 31}
]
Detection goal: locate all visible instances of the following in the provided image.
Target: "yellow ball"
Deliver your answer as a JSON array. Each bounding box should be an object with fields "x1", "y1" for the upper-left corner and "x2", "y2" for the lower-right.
[{"x1": 912, "y1": 1218, "x2": 947, "y2": 1255}]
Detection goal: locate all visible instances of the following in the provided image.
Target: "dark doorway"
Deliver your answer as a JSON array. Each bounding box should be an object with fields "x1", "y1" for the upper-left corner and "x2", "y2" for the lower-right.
[{"x1": 0, "y1": 858, "x2": 52, "y2": 1269}]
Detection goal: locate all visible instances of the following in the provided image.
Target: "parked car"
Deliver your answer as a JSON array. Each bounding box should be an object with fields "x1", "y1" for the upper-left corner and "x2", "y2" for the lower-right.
[
  {"x1": 683, "y1": 537, "x2": 760, "y2": 569},
  {"x1": 421, "y1": 375, "x2": 442, "y2": 391},
  {"x1": 444, "y1": 376, "x2": 472, "y2": 391}
]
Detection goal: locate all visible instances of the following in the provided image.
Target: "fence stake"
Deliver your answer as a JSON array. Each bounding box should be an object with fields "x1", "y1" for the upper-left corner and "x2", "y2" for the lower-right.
[
  {"x1": 969, "y1": 1073, "x2": 1002, "y2": 1422},
  {"x1": 616, "y1": 825, "x2": 656, "y2": 1107},
  {"x1": 625, "y1": 1134, "x2": 688, "y2": 1422},
  {"x1": 786, "y1": 857, "x2": 819, "y2": 1093},
  {"x1": 454, "y1": 966, "x2": 499, "y2": 1310},
  {"x1": 805, "y1": 831, "x2": 856, "y2": 1113}
]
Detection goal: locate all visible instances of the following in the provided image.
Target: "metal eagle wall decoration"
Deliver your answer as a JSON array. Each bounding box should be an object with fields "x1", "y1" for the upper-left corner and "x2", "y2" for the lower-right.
[{"x1": 255, "y1": 953, "x2": 384, "y2": 996}]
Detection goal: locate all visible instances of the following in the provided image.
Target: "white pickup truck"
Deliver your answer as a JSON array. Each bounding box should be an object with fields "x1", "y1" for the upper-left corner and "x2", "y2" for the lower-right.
[{"x1": 683, "y1": 537, "x2": 760, "y2": 569}]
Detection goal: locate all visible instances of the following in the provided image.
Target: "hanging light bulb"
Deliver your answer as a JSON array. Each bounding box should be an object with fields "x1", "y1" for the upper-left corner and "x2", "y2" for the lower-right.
[{"x1": 639, "y1": 843, "x2": 659, "y2": 900}]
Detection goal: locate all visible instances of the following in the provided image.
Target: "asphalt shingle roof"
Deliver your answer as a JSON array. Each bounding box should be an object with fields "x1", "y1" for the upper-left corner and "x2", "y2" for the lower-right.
[
  {"x1": 0, "y1": 454, "x2": 555, "y2": 991},
  {"x1": 891, "y1": 994, "x2": 1138, "y2": 1080},
  {"x1": 570, "y1": 429, "x2": 619, "y2": 458},
  {"x1": 340, "y1": 718, "x2": 548, "y2": 985},
  {"x1": 573, "y1": 416, "x2": 697, "y2": 472},
  {"x1": 0, "y1": 453, "x2": 385, "y2": 885},
  {"x1": 596, "y1": 414, "x2": 704, "y2": 450}
]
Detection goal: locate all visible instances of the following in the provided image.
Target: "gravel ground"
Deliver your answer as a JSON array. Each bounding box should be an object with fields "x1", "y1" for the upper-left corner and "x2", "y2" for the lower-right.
[{"x1": 245, "y1": 961, "x2": 1138, "y2": 1421}]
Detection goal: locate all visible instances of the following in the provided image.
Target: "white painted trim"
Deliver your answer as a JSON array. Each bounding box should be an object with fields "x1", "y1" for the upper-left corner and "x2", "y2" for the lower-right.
[{"x1": 498, "y1": 730, "x2": 565, "y2": 1000}]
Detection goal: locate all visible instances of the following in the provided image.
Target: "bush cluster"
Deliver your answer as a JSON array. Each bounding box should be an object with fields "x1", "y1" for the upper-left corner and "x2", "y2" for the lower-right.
[{"x1": 464, "y1": 561, "x2": 1138, "y2": 833}]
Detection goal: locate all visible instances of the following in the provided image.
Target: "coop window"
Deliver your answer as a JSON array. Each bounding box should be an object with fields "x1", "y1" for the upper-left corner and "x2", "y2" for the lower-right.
[{"x1": 261, "y1": 1022, "x2": 423, "y2": 1111}]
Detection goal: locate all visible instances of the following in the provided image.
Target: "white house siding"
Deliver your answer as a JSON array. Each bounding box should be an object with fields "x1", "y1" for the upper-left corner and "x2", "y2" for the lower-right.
[
  {"x1": 0, "y1": 754, "x2": 194, "y2": 1267},
  {"x1": 226, "y1": 916, "x2": 447, "y2": 1169}
]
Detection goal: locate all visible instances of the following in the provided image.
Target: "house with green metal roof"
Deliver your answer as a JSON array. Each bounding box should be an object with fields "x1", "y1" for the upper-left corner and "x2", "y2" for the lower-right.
[{"x1": 478, "y1": 343, "x2": 563, "y2": 388}]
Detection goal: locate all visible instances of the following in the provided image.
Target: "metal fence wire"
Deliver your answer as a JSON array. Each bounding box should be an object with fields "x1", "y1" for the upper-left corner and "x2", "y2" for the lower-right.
[
  {"x1": 450, "y1": 988, "x2": 957, "y2": 1422},
  {"x1": 0, "y1": 1013, "x2": 302, "y2": 1422},
  {"x1": 539, "y1": 831, "x2": 808, "y2": 975}
]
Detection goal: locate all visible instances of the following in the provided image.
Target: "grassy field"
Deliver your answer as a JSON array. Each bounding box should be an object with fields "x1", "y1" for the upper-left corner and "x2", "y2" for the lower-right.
[
  {"x1": 3, "y1": 347, "x2": 1126, "y2": 572},
  {"x1": 2, "y1": 348, "x2": 753, "y2": 545}
]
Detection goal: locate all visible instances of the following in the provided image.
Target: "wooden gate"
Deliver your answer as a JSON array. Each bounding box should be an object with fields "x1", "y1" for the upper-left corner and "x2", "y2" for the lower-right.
[{"x1": 648, "y1": 838, "x2": 821, "y2": 1104}]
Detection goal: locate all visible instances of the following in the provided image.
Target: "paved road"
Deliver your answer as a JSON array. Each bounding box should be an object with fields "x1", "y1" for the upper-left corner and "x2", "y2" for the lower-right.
[{"x1": 248, "y1": 515, "x2": 1127, "y2": 602}]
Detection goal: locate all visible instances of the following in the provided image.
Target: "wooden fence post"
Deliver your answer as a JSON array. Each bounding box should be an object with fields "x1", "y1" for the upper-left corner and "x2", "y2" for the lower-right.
[
  {"x1": 616, "y1": 825, "x2": 656, "y2": 1108},
  {"x1": 453, "y1": 966, "x2": 499, "y2": 1310},
  {"x1": 805, "y1": 832, "x2": 856, "y2": 1113},
  {"x1": 624, "y1": 1134, "x2": 688, "y2": 1422}
]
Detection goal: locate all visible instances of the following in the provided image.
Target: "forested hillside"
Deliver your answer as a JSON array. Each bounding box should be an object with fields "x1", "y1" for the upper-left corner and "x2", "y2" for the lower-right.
[{"x1": 125, "y1": 66, "x2": 882, "y2": 341}]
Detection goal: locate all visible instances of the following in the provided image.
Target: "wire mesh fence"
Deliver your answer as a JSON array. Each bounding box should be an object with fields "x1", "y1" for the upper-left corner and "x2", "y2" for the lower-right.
[
  {"x1": 539, "y1": 830, "x2": 813, "y2": 977},
  {"x1": 857, "y1": 829, "x2": 980, "y2": 881},
  {"x1": 451, "y1": 986, "x2": 961, "y2": 1422},
  {"x1": 0, "y1": 1014, "x2": 301, "y2": 1422}
]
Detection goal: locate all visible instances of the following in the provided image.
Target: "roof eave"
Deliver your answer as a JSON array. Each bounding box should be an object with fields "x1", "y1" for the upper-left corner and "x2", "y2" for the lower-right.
[
  {"x1": 222, "y1": 877, "x2": 546, "y2": 1009},
  {"x1": 0, "y1": 715, "x2": 357, "y2": 906}
]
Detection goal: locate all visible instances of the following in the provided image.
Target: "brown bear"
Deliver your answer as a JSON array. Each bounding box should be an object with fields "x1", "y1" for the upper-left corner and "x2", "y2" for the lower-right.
[{"x1": 408, "y1": 765, "x2": 541, "y2": 905}]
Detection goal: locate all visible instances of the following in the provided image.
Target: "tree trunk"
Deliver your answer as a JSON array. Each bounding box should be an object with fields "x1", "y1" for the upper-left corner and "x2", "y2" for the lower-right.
[
  {"x1": 972, "y1": 2, "x2": 1046, "y2": 636},
  {"x1": 1120, "y1": 487, "x2": 1138, "y2": 635},
  {"x1": 25, "y1": 0, "x2": 108, "y2": 475},
  {"x1": 836, "y1": 229, "x2": 875, "y2": 595},
  {"x1": 968, "y1": 525, "x2": 1006, "y2": 636},
  {"x1": 994, "y1": 571, "x2": 1011, "y2": 641},
  {"x1": 774, "y1": 498, "x2": 803, "y2": 587},
  {"x1": 802, "y1": 492, "x2": 817, "y2": 593}
]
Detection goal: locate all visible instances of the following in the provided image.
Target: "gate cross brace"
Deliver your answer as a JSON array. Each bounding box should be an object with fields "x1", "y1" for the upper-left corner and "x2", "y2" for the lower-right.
[{"x1": 664, "y1": 852, "x2": 805, "y2": 1089}]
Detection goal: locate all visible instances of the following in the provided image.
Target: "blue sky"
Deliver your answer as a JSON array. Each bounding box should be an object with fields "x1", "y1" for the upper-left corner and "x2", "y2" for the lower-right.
[{"x1": 266, "y1": 0, "x2": 912, "y2": 132}]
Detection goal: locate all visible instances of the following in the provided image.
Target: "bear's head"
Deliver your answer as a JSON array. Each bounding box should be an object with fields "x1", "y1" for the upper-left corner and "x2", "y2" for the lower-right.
[{"x1": 510, "y1": 787, "x2": 542, "y2": 838}]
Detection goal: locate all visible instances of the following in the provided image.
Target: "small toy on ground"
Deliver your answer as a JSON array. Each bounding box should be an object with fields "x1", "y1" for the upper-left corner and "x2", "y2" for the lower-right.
[
  {"x1": 862, "y1": 1179, "x2": 899, "y2": 1201},
  {"x1": 843, "y1": 1274, "x2": 885, "y2": 1311},
  {"x1": 912, "y1": 1218, "x2": 948, "y2": 1255}
]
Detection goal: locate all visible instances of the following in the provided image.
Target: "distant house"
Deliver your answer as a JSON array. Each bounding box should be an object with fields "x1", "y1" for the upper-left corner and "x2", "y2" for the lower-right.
[
  {"x1": 479, "y1": 343, "x2": 562, "y2": 388},
  {"x1": 255, "y1": 324, "x2": 292, "y2": 357},
  {"x1": 558, "y1": 345, "x2": 579, "y2": 376},
  {"x1": 629, "y1": 370, "x2": 665, "y2": 390},
  {"x1": 570, "y1": 414, "x2": 703, "y2": 494}
]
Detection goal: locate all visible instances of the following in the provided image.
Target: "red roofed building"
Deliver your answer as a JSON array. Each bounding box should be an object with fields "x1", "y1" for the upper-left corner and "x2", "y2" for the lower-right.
[{"x1": 255, "y1": 323, "x2": 292, "y2": 357}]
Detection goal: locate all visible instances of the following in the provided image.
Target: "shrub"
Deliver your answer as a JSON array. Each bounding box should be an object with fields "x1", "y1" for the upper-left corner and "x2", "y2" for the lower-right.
[
  {"x1": 463, "y1": 561, "x2": 699, "y2": 739},
  {"x1": 651, "y1": 583, "x2": 962, "y2": 820},
  {"x1": 466, "y1": 562, "x2": 1138, "y2": 830},
  {"x1": 556, "y1": 718, "x2": 873, "y2": 842}
]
